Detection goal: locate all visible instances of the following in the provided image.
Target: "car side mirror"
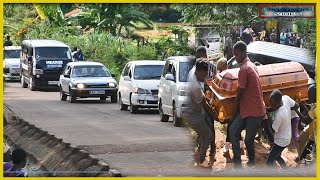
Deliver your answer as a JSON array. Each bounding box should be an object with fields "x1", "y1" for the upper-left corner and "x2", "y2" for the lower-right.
[
  {"x1": 28, "y1": 56, "x2": 32, "y2": 61},
  {"x1": 111, "y1": 73, "x2": 116, "y2": 77},
  {"x1": 64, "y1": 74, "x2": 70, "y2": 78},
  {"x1": 165, "y1": 74, "x2": 175, "y2": 81},
  {"x1": 123, "y1": 76, "x2": 131, "y2": 81}
]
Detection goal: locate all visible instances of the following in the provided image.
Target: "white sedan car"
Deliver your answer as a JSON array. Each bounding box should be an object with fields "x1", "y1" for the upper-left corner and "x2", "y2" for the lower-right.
[{"x1": 59, "y1": 62, "x2": 118, "y2": 103}]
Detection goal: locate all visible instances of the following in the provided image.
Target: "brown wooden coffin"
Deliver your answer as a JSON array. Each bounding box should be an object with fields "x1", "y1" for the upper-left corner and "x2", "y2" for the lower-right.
[{"x1": 205, "y1": 62, "x2": 309, "y2": 123}]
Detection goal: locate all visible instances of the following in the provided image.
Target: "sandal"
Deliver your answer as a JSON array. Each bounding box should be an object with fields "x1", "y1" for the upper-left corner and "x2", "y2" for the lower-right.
[{"x1": 198, "y1": 160, "x2": 213, "y2": 168}]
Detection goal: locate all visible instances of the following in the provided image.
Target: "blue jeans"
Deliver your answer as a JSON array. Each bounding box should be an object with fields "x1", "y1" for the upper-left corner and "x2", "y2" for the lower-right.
[
  {"x1": 230, "y1": 115, "x2": 263, "y2": 167},
  {"x1": 266, "y1": 143, "x2": 286, "y2": 168}
]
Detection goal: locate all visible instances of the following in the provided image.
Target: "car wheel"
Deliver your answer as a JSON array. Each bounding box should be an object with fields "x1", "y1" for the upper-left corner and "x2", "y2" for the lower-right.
[
  {"x1": 100, "y1": 97, "x2": 107, "y2": 101},
  {"x1": 21, "y1": 75, "x2": 28, "y2": 88},
  {"x1": 60, "y1": 87, "x2": 67, "y2": 101},
  {"x1": 130, "y1": 95, "x2": 138, "y2": 114},
  {"x1": 159, "y1": 101, "x2": 169, "y2": 122},
  {"x1": 111, "y1": 95, "x2": 117, "y2": 103},
  {"x1": 29, "y1": 76, "x2": 36, "y2": 91},
  {"x1": 173, "y1": 103, "x2": 182, "y2": 127},
  {"x1": 119, "y1": 94, "x2": 128, "y2": 110},
  {"x1": 69, "y1": 88, "x2": 76, "y2": 103}
]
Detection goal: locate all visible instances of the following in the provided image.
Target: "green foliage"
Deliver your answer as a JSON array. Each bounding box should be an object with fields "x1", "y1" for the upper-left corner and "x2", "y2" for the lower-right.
[
  {"x1": 138, "y1": 4, "x2": 182, "y2": 23},
  {"x1": 294, "y1": 18, "x2": 316, "y2": 60},
  {"x1": 72, "y1": 4, "x2": 153, "y2": 36},
  {"x1": 172, "y1": 4, "x2": 262, "y2": 36},
  {"x1": 155, "y1": 36, "x2": 191, "y2": 59}
]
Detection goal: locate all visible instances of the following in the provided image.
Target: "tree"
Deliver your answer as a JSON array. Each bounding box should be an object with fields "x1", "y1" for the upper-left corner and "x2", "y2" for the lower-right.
[
  {"x1": 172, "y1": 4, "x2": 262, "y2": 36},
  {"x1": 294, "y1": 18, "x2": 316, "y2": 60},
  {"x1": 73, "y1": 4, "x2": 153, "y2": 36}
]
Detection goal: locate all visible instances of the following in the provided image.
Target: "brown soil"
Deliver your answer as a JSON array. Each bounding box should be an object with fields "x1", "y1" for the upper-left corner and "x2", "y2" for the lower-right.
[{"x1": 192, "y1": 122, "x2": 300, "y2": 171}]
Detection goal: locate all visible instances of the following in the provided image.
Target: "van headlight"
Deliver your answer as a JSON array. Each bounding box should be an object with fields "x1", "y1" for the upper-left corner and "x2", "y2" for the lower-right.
[
  {"x1": 34, "y1": 69, "x2": 43, "y2": 75},
  {"x1": 77, "y1": 83, "x2": 85, "y2": 89},
  {"x1": 108, "y1": 82, "x2": 116, "y2": 88},
  {"x1": 135, "y1": 88, "x2": 150, "y2": 94}
]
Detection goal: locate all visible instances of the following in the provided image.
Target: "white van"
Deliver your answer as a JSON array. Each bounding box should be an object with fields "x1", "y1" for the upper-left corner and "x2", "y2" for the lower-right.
[
  {"x1": 158, "y1": 56, "x2": 194, "y2": 127},
  {"x1": 118, "y1": 60, "x2": 165, "y2": 114},
  {"x1": 4, "y1": 46, "x2": 21, "y2": 81}
]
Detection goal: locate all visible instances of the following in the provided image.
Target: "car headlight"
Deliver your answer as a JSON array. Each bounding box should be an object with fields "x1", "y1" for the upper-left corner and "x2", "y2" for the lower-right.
[
  {"x1": 178, "y1": 90, "x2": 187, "y2": 96},
  {"x1": 135, "y1": 88, "x2": 150, "y2": 94},
  {"x1": 178, "y1": 87, "x2": 188, "y2": 96},
  {"x1": 77, "y1": 83, "x2": 85, "y2": 89},
  {"x1": 108, "y1": 82, "x2": 116, "y2": 88}
]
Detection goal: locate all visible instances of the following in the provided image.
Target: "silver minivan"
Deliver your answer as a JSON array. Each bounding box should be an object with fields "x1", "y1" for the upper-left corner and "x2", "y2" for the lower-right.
[{"x1": 158, "y1": 56, "x2": 194, "y2": 127}]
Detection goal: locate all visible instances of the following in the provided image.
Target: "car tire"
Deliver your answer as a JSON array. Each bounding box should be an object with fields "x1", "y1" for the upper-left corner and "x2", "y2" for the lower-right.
[
  {"x1": 173, "y1": 103, "x2": 182, "y2": 127},
  {"x1": 100, "y1": 97, "x2": 107, "y2": 101},
  {"x1": 111, "y1": 95, "x2": 117, "y2": 103},
  {"x1": 159, "y1": 101, "x2": 169, "y2": 122},
  {"x1": 130, "y1": 95, "x2": 138, "y2": 114},
  {"x1": 119, "y1": 94, "x2": 128, "y2": 110},
  {"x1": 29, "y1": 76, "x2": 36, "y2": 91},
  {"x1": 69, "y1": 88, "x2": 76, "y2": 103},
  {"x1": 21, "y1": 75, "x2": 28, "y2": 88},
  {"x1": 60, "y1": 87, "x2": 67, "y2": 101}
]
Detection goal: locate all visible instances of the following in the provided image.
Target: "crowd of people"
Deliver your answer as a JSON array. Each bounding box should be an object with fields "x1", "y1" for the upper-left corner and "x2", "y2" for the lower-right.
[{"x1": 186, "y1": 42, "x2": 316, "y2": 169}]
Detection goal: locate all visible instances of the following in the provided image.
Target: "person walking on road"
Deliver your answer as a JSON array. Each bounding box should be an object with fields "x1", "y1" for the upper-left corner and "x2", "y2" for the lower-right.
[{"x1": 229, "y1": 41, "x2": 266, "y2": 168}]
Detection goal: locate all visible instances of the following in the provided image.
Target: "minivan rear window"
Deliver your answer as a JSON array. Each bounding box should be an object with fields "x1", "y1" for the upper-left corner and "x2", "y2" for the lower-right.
[
  {"x1": 134, "y1": 65, "x2": 164, "y2": 80},
  {"x1": 179, "y1": 62, "x2": 194, "y2": 82}
]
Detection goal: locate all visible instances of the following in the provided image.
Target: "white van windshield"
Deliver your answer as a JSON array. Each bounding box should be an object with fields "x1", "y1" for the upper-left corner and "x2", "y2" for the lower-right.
[
  {"x1": 35, "y1": 47, "x2": 71, "y2": 60},
  {"x1": 134, "y1": 65, "x2": 164, "y2": 80},
  {"x1": 179, "y1": 62, "x2": 193, "y2": 82},
  {"x1": 4, "y1": 49, "x2": 21, "y2": 58}
]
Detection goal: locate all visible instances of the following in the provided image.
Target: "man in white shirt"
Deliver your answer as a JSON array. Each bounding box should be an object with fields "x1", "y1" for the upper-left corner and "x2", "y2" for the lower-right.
[{"x1": 267, "y1": 89, "x2": 300, "y2": 168}]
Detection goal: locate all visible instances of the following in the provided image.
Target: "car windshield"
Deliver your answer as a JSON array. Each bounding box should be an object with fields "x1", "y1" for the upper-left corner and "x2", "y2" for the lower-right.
[
  {"x1": 35, "y1": 47, "x2": 71, "y2": 60},
  {"x1": 72, "y1": 65, "x2": 111, "y2": 78},
  {"x1": 179, "y1": 62, "x2": 194, "y2": 82},
  {"x1": 134, "y1": 65, "x2": 164, "y2": 80},
  {"x1": 4, "y1": 49, "x2": 21, "y2": 58}
]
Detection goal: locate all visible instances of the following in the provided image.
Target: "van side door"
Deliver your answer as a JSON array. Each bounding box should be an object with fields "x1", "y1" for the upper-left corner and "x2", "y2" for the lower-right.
[{"x1": 162, "y1": 60, "x2": 175, "y2": 115}]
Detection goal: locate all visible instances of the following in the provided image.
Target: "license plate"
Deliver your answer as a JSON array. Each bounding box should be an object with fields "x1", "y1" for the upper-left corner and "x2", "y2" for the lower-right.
[
  {"x1": 48, "y1": 81, "x2": 59, "y2": 85},
  {"x1": 89, "y1": 90, "x2": 105, "y2": 95}
]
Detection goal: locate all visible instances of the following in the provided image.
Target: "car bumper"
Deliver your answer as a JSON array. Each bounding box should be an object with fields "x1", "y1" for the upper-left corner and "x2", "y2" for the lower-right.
[
  {"x1": 4, "y1": 73, "x2": 20, "y2": 81},
  {"x1": 71, "y1": 88, "x2": 118, "y2": 97},
  {"x1": 131, "y1": 93, "x2": 158, "y2": 108},
  {"x1": 175, "y1": 96, "x2": 189, "y2": 118}
]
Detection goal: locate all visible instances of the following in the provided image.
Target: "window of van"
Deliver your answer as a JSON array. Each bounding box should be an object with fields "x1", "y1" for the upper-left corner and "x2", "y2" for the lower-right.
[
  {"x1": 134, "y1": 65, "x2": 164, "y2": 80},
  {"x1": 35, "y1": 47, "x2": 71, "y2": 59},
  {"x1": 179, "y1": 61, "x2": 193, "y2": 82},
  {"x1": 4, "y1": 49, "x2": 21, "y2": 58}
]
